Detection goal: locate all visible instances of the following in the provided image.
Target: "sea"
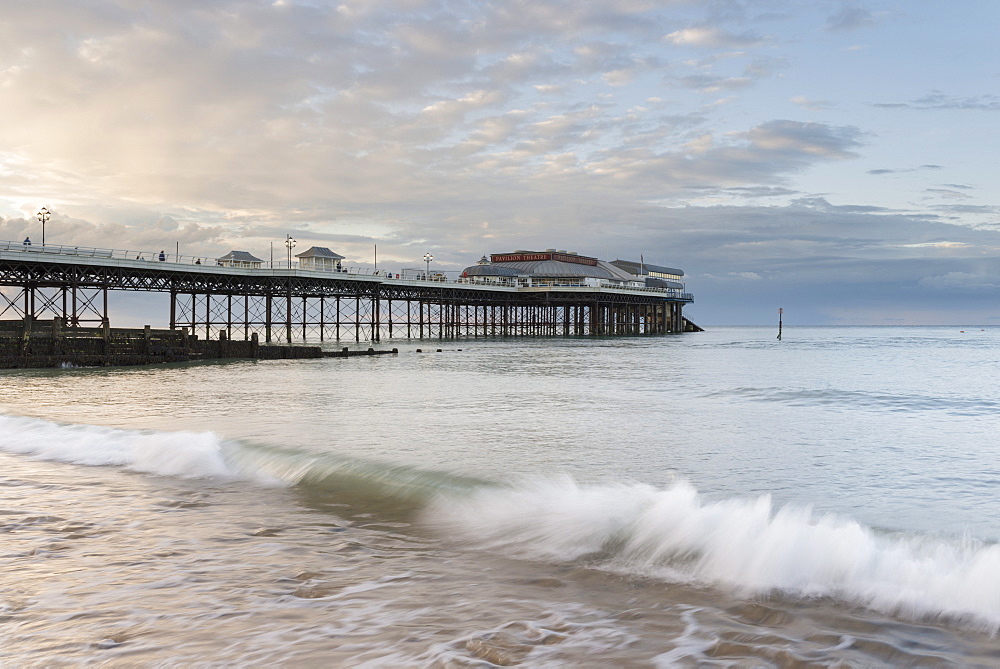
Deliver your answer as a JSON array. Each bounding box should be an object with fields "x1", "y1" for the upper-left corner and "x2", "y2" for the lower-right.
[{"x1": 1, "y1": 325, "x2": 999, "y2": 666}]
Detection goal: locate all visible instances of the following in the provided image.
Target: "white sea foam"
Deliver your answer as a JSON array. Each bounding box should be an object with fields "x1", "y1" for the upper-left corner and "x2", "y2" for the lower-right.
[
  {"x1": 0, "y1": 414, "x2": 235, "y2": 478},
  {"x1": 0, "y1": 413, "x2": 469, "y2": 494},
  {"x1": 426, "y1": 476, "x2": 1000, "y2": 631}
]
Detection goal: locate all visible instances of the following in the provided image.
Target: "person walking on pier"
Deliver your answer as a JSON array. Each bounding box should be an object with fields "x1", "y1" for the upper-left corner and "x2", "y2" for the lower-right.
[
  {"x1": 22, "y1": 236, "x2": 31, "y2": 247},
  {"x1": 159, "y1": 250, "x2": 166, "y2": 262}
]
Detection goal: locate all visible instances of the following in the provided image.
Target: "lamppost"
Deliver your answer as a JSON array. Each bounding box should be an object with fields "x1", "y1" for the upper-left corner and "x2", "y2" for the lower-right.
[
  {"x1": 423, "y1": 252, "x2": 433, "y2": 280},
  {"x1": 37, "y1": 208, "x2": 50, "y2": 246},
  {"x1": 285, "y1": 234, "x2": 296, "y2": 267}
]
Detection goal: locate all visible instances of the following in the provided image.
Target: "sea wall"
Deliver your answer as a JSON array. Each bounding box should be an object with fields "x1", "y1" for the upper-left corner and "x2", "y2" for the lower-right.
[
  {"x1": 0, "y1": 318, "x2": 302, "y2": 368},
  {"x1": 0, "y1": 318, "x2": 399, "y2": 368}
]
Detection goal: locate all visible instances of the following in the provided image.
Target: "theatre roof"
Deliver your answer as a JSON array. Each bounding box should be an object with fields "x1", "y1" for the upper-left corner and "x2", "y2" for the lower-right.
[
  {"x1": 463, "y1": 264, "x2": 522, "y2": 277},
  {"x1": 492, "y1": 259, "x2": 617, "y2": 279},
  {"x1": 463, "y1": 250, "x2": 644, "y2": 281}
]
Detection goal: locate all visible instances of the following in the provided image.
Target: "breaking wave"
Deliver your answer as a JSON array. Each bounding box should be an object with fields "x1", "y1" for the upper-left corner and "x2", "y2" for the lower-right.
[
  {"x1": 0, "y1": 413, "x2": 234, "y2": 479},
  {"x1": 425, "y1": 477, "x2": 1000, "y2": 632},
  {"x1": 0, "y1": 413, "x2": 479, "y2": 500}
]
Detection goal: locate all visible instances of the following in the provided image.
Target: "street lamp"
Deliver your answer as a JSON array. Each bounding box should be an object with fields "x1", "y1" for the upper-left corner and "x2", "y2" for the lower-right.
[
  {"x1": 36, "y1": 208, "x2": 50, "y2": 246},
  {"x1": 285, "y1": 234, "x2": 296, "y2": 267},
  {"x1": 423, "y1": 252, "x2": 433, "y2": 280}
]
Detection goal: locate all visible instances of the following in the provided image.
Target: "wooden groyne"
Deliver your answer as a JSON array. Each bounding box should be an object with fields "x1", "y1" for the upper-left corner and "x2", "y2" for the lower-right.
[{"x1": 0, "y1": 318, "x2": 397, "y2": 369}]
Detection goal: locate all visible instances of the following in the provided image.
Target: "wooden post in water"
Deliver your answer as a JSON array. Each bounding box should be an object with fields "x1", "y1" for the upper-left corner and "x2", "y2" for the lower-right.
[
  {"x1": 102, "y1": 317, "x2": 111, "y2": 361},
  {"x1": 777, "y1": 307, "x2": 783, "y2": 341},
  {"x1": 52, "y1": 317, "x2": 63, "y2": 355}
]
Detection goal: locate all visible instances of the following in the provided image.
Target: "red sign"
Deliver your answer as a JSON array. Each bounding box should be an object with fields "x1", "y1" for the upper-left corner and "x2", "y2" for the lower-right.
[
  {"x1": 491, "y1": 253, "x2": 551, "y2": 263},
  {"x1": 491, "y1": 252, "x2": 599, "y2": 266},
  {"x1": 552, "y1": 252, "x2": 598, "y2": 266}
]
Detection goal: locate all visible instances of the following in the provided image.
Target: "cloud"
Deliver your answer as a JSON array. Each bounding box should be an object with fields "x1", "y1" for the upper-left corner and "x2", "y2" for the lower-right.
[
  {"x1": 919, "y1": 271, "x2": 1000, "y2": 291},
  {"x1": 0, "y1": 212, "x2": 223, "y2": 255},
  {"x1": 826, "y1": 6, "x2": 876, "y2": 32},
  {"x1": 931, "y1": 204, "x2": 1000, "y2": 215},
  {"x1": 640, "y1": 196, "x2": 1000, "y2": 324},
  {"x1": 739, "y1": 120, "x2": 863, "y2": 160},
  {"x1": 0, "y1": 1, "x2": 734, "y2": 217},
  {"x1": 0, "y1": 1, "x2": 833, "y2": 228},
  {"x1": 924, "y1": 188, "x2": 971, "y2": 200},
  {"x1": 875, "y1": 91, "x2": 1000, "y2": 111},
  {"x1": 721, "y1": 186, "x2": 800, "y2": 198},
  {"x1": 678, "y1": 74, "x2": 754, "y2": 93},
  {"x1": 867, "y1": 165, "x2": 943, "y2": 175},
  {"x1": 791, "y1": 96, "x2": 834, "y2": 111},
  {"x1": 702, "y1": 271, "x2": 763, "y2": 281},
  {"x1": 901, "y1": 241, "x2": 971, "y2": 249},
  {"x1": 664, "y1": 27, "x2": 766, "y2": 49},
  {"x1": 672, "y1": 53, "x2": 784, "y2": 93}
]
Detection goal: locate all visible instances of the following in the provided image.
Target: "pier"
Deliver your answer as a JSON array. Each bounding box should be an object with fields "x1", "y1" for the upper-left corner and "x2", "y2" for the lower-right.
[{"x1": 0, "y1": 241, "x2": 697, "y2": 346}]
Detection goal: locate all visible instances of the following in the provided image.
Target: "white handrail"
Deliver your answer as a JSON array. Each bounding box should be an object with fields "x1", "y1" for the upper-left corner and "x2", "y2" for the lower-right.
[{"x1": 1, "y1": 239, "x2": 693, "y2": 299}]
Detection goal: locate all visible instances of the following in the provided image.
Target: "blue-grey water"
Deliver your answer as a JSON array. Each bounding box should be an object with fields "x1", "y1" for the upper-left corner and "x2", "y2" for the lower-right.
[{"x1": 1, "y1": 326, "x2": 999, "y2": 665}]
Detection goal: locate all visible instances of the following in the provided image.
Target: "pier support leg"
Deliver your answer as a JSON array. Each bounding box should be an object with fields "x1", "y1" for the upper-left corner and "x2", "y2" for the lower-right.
[{"x1": 265, "y1": 293, "x2": 272, "y2": 343}]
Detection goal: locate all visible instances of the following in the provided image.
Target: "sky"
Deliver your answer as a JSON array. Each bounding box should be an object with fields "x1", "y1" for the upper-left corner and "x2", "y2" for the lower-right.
[{"x1": 1, "y1": 0, "x2": 998, "y2": 326}]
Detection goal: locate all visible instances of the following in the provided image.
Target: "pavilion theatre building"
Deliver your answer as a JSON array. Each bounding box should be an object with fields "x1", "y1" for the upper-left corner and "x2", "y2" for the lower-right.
[{"x1": 459, "y1": 249, "x2": 697, "y2": 334}]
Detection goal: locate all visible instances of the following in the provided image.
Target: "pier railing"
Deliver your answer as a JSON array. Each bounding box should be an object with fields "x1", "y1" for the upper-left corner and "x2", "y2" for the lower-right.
[
  {"x1": 0, "y1": 240, "x2": 373, "y2": 273},
  {"x1": 1, "y1": 239, "x2": 691, "y2": 299}
]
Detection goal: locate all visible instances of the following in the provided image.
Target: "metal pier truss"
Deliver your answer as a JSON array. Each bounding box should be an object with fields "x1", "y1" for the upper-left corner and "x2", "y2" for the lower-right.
[
  {"x1": 1, "y1": 282, "x2": 108, "y2": 326},
  {"x1": 0, "y1": 246, "x2": 693, "y2": 342}
]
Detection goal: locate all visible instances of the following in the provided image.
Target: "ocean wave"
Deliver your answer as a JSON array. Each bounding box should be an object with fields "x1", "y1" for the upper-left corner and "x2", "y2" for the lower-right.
[
  {"x1": 424, "y1": 477, "x2": 1000, "y2": 632},
  {"x1": 711, "y1": 386, "x2": 999, "y2": 415},
  {"x1": 0, "y1": 413, "x2": 480, "y2": 502},
  {"x1": 0, "y1": 414, "x2": 235, "y2": 479},
  {"x1": 6, "y1": 413, "x2": 1000, "y2": 631},
  {"x1": 227, "y1": 443, "x2": 485, "y2": 502}
]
